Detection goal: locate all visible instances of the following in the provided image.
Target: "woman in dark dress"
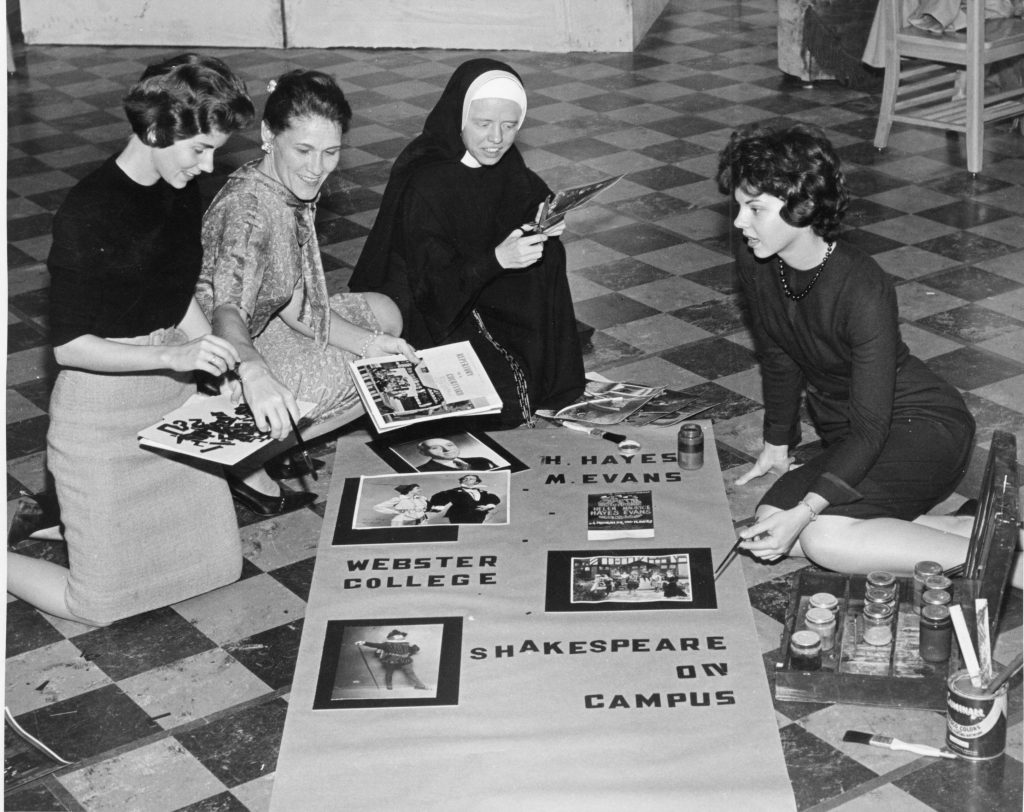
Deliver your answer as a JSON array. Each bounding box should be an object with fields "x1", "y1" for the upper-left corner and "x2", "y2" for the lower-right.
[
  {"x1": 348, "y1": 58, "x2": 585, "y2": 426},
  {"x1": 718, "y1": 124, "x2": 1009, "y2": 581},
  {"x1": 6, "y1": 55, "x2": 254, "y2": 624}
]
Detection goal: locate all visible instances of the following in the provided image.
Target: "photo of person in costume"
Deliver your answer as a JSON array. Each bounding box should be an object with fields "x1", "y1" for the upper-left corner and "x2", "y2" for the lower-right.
[
  {"x1": 718, "y1": 124, "x2": 1023, "y2": 587},
  {"x1": 348, "y1": 58, "x2": 586, "y2": 427},
  {"x1": 317, "y1": 620, "x2": 459, "y2": 707},
  {"x1": 353, "y1": 629, "x2": 428, "y2": 691},
  {"x1": 197, "y1": 69, "x2": 416, "y2": 517},
  {"x1": 427, "y1": 474, "x2": 502, "y2": 524},
  {"x1": 372, "y1": 483, "x2": 435, "y2": 526}
]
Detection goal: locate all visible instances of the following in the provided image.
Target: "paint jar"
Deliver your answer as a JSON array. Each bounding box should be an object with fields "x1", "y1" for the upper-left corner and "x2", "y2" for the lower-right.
[
  {"x1": 913, "y1": 560, "x2": 943, "y2": 614},
  {"x1": 864, "y1": 586, "x2": 897, "y2": 613},
  {"x1": 866, "y1": 570, "x2": 898, "y2": 606},
  {"x1": 946, "y1": 668, "x2": 1007, "y2": 760},
  {"x1": 924, "y1": 574, "x2": 953, "y2": 601},
  {"x1": 789, "y1": 630, "x2": 822, "y2": 671},
  {"x1": 804, "y1": 607, "x2": 836, "y2": 652},
  {"x1": 677, "y1": 424, "x2": 704, "y2": 470},
  {"x1": 921, "y1": 588, "x2": 951, "y2": 610},
  {"x1": 862, "y1": 602, "x2": 894, "y2": 646},
  {"x1": 919, "y1": 604, "x2": 952, "y2": 663},
  {"x1": 809, "y1": 591, "x2": 839, "y2": 619}
]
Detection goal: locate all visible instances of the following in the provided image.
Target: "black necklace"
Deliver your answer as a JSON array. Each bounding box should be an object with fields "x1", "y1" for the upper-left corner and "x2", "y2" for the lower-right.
[{"x1": 777, "y1": 242, "x2": 834, "y2": 301}]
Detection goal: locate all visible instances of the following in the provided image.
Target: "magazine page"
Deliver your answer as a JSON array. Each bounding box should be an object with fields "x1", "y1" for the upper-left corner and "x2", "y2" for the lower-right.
[
  {"x1": 137, "y1": 393, "x2": 316, "y2": 467},
  {"x1": 536, "y1": 374, "x2": 663, "y2": 426},
  {"x1": 350, "y1": 341, "x2": 502, "y2": 433},
  {"x1": 536, "y1": 174, "x2": 623, "y2": 231}
]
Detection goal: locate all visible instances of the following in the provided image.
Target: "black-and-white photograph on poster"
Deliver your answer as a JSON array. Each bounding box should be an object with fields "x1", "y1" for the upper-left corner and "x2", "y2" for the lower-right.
[
  {"x1": 313, "y1": 617, "x2": 462, "y2": 710},
  {"x1": 369, "y1": 429, "x2": 527, "y2": 474},
  {"x1": 545, "y1": 548, "x2": 717, "y2": 612},
  {"x1": 355, "y1": 472, "x2": 510, "y2": 529}
]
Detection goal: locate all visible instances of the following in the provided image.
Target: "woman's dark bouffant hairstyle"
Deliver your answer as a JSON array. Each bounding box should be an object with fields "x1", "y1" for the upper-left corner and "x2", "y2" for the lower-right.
[
  {"x1": 716, "y1": 123, "x2": 848, "y2": 242},
  {"x1": 394, "y1": 484, "x2": 420, "y2": 495},
  {"x1": 123, "y1": 53, "x2": 255, "y2": 148},
  {"x1": 263, "y1": 69, "x2": 353, "y2": 135}
]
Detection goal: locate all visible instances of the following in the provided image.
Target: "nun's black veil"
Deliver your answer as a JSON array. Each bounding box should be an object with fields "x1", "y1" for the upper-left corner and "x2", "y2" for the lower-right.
[{"x1": 349, "y1": 58, "x2": 534, "y2": 314}]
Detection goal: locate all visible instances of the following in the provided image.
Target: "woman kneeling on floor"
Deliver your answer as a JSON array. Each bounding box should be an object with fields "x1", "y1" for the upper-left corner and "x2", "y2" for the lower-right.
[{"x1": 7, "y1": 54, "x2": 255, "y2": 625}]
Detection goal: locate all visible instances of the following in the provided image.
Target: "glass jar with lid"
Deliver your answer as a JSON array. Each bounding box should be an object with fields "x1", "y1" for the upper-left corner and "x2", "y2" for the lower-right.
[
  {"x1": 862, "y1": 602, "x2": 894, "y2": 646},
  {"x1": 789, "y1": 630, "x2": 822, "y2": 671},
  {"x1": 919, "y1": 604, "x2": 952, "y2": 663},
  {"x1": 804, "y1": 607, "x2": 837, "y2": 651},
  {"x1": 913, "y1": 560, "x2": 942, "y2": 614},
  {"x1": 809, "y1": 592, "x2": 839, "y2": 618},
  {"x1": 866, "y1": 570, "x2": 898, "y2": 605}
]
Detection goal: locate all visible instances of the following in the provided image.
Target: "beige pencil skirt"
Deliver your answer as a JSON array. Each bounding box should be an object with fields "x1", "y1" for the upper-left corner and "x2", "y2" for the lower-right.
[{"x1": 47, "y1": 328, "x2": 242, "y2": 625}]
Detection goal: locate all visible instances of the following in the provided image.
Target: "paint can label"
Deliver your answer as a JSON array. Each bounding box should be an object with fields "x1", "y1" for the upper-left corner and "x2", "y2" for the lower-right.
[{"x1": 945, "y1": 670, "x2": 1007, "y2": 760}]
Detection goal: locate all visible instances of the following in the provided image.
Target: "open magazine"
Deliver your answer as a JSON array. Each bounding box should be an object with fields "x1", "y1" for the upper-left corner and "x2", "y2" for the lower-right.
[
  {"x1": 537, "y1": 374, "x2": 717, "y2": 427},
  {"x1": 536, "y1": 375, "x2": 663, "y2": 426},
  {"x1": 535, "y1": 175, "x2": 623, "y2": 231},
  {"x1": 137, "y1": 393, "x2": 316, "y2": 466},
  {"x1": 349, "y1": 341, "x2": 502, "y2": 433}
]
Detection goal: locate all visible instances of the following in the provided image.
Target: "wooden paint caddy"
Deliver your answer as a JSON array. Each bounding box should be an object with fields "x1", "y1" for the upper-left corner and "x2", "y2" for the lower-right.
[{"x1": 774, "y1": 430, "x2": 1019, "y2": 710}]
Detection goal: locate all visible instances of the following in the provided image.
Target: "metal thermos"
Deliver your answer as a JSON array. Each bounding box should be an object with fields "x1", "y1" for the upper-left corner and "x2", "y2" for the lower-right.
[{"x1": 677, "y1": 423, "x2": 704, "y2": 470}]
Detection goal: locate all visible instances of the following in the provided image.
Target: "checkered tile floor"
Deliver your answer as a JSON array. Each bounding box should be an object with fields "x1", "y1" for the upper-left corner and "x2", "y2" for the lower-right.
[{"x1": 6, "y1": 1, "x2": 1023, "y2": 809}]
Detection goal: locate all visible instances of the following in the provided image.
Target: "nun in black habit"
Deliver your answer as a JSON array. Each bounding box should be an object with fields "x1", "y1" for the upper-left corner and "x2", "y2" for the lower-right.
[{"x1": 349, "y1": 58, "x2": 585, "y2": 427}]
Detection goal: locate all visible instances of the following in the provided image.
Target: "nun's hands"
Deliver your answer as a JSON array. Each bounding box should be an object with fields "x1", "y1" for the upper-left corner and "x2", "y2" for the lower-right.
[{"x1": 495, "y1": 228, "x2": 549, "y2": 269}]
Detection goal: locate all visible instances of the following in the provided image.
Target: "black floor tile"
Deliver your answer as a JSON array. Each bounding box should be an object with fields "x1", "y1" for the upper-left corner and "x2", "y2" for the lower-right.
[
  {"x1": 176, "y1": 697, "x2": 288, "y2": 788},
  {"x1": 224, "y1": 620, "x2": 304, "y2": 691},
  {"x1": 73, "y1": 608, "x2": 218, "y2": 682},
  {"x1": 779, "y1": 722, "x2": 880, "y2": 810},
  {"x1": 13, "y1": 684, "x2": 160, "y2": 762}
]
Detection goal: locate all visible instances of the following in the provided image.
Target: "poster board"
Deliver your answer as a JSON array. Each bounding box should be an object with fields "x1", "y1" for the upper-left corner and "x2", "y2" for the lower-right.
[{"x1": 271, "y1": 422, "x2": 795, "y2": 811}]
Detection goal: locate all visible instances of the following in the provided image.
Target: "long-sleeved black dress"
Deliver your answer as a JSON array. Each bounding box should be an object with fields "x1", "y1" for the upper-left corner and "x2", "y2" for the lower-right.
[
  {"x1": 349, "y1": 58, "x2": 585, "y2": 426},
  {"x1": 737, "y1": 240, "x2": 974, "y2": 520}
]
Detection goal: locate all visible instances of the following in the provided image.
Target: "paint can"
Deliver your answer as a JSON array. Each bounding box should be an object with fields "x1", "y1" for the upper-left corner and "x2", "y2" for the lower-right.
[
  {"x1": 945, "y1": 668, "x2": 1007, "y2": 760},
  {"x1": 676, "y1": 423, "x2": 703, "y2": 470}
]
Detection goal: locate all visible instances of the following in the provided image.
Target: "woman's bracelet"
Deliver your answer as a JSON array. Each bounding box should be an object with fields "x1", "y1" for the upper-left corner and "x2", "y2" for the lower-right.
[
  {"x1": 798, "y1": 500, "x2": 818, "y2": 521},
  {"x1": 358, "y1": 330, "x2": 383, "y2": 359}
]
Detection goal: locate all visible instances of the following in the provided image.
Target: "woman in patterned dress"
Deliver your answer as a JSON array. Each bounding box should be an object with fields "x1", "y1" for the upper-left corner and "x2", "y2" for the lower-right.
[{"x1": 198, "y1": 69, "x2": 415, "y2": 515}]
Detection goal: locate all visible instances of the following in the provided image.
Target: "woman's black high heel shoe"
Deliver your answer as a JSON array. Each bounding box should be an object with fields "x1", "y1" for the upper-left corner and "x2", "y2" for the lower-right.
[
  {"x1": 228, "y1": 476, "x2": 316, "y2": 516},
  {"x1": 264, "y1": 452, "x2": 326, "y2": 480}
]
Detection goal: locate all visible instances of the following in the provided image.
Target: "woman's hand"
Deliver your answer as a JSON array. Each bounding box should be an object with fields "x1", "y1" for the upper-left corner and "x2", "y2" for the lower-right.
[
  {"x1": 235, "y1": 360, "x2": 298, "y2": 441},
  {"x1": 495, "y1": 228, "x2": 549, "y2": 269},
  {"x1": 738, "y1": 506, "x2": 810, "y2": 562},
  {"x1": 735, "y1": 442, "x2": 794, "y2": 486},
  {"x1": 532, "y1": 200, "x2": 567, "y2": 238},
  {"x1": 363, "y1": 333, "x2": 418, "y2": 364},
  {"x1": 162, "y1": 334, "x2": 240, "y2": 376}
]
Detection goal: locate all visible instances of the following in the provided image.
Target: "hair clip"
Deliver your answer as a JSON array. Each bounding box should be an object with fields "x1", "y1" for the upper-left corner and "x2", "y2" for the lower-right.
[{"x1": 266, "y1": 79, "x2": 278, "y2": 94}]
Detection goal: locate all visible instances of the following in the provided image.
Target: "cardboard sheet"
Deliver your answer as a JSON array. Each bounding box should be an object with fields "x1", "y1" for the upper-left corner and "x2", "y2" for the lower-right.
[{"x1": 271, "y1": 422, "x2": 795, "y2": 811}]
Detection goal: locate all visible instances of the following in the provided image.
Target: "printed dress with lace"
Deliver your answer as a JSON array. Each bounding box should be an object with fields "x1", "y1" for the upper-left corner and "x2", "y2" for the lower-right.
[{"x1": 197, "y1": 161, "x2": 378, "y2": 423}]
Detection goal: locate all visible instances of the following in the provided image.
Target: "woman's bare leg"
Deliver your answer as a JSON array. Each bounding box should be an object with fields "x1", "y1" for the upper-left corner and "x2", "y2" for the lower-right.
[
  {"x1": 799, "y1": 516, "x2": 1022, "y2": 588},
  {"x1": 6, "y1": 552, "x2": 103, "y2": 625}
]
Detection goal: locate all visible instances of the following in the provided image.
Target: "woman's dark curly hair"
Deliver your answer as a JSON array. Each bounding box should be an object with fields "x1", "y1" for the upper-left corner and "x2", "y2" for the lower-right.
[
  {"x1": 123, "y1": 53, "x2": 255, "y2": 148},
  {"x1": 263, "y1": 69, "x2": 352, "y2": 136},
  {"x1": 716, "y1": 123, "x2": 848, "y2": 242}
]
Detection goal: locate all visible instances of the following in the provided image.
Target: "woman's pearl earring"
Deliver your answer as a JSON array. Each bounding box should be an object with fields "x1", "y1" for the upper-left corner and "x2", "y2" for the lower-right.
[{"x1": 261, "y1": 140, "x2": 273, "y2": 154}]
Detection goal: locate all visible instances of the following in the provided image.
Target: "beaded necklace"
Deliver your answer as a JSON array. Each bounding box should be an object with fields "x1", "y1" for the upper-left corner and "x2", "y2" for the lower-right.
[{"x1": 777, "y1": 242, "x2": 834, "y2": 301}]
